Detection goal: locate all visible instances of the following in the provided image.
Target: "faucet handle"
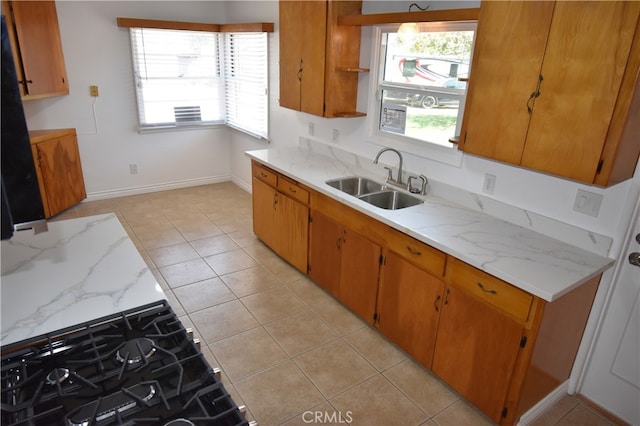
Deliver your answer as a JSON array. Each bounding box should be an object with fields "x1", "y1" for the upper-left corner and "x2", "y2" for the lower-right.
[
  {"x1": 408, "y1": 175, "x2": 421, "y2": 194},
  {"x1": 419, "y1": 174, "x2": 429, "y2": 195},
  {"x1": 383, "y1": 166, "x2": 393, "y2": 182}
]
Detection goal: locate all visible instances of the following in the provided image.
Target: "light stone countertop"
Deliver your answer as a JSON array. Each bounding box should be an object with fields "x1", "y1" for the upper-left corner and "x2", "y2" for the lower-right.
[
  {"x1": 1, "y1": 213, "x2": 166, "y2": 346},
  {"x1": 246, "y1": 142, "x2": 614, "y2": 302}
]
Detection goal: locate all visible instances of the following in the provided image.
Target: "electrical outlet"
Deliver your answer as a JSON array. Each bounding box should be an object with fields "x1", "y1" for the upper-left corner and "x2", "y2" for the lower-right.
[
  {"x1": 308, "y1": 122, "x2": 314, "y2": 136},
  {"x1": 129, "y1": 163, "x2": 138, "y2": 174},
  {"x1": 89, "y1": 85, "x2": 99, "y2": 97},
  {"x1": 332, "y1": 129, "x2": 339, "y2": 142},
  {"x1": 483, "y1": 173, "x2": 496, "y2": 195},
  {"x1": 573, "y1": 189, "x2": 602, "y2": 217}
]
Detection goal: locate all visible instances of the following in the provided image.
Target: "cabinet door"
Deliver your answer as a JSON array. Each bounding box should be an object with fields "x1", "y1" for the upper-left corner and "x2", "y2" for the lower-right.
[
  {"x1": 299, "y1": 0, "x2": 327, "y2": 116},
  {"x1": 460, "y1": 1, "x2": 554, "y2": 164},
  {"x1": 521, "y1": 1, "x2": 640, "y2": 182},
  {"x1": 377, "y1": 250, "x2": 444, "y2": 368},
  {"x1": 278, "y1": 0, "x2": 326, "y2": 115},
  {"x1": 308, "y1": 210, "x2": 342, "y2": 297},
  {"x1": 432, "y1": 285, "x2": 524, "y2": 423},
  {"x1": 8, "y1": 0, "x2": 68, "y2": 98},
  {"x1": 252, "y1": 177, "x2": 278, "y2": 250},
  {"x1": 275, "y1": 191, "x2": 309, "y2": 273},
  {"x1": 278, "y1": 0, "x2": 303, "y2": 110},
  {"x1": 36, "y1": 134, "x2": 86, "y2": 217},
  {"x1": 338, "y1": 227, "x2": 381, "y2": 323}
]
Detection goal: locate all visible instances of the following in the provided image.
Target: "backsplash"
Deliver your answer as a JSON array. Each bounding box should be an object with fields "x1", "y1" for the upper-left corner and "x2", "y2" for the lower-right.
[{"x1": 299, "y1": 137, "x2": 612, "y2": 257}]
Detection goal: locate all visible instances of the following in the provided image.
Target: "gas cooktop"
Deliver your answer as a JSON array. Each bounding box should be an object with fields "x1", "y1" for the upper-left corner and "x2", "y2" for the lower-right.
[{"x1": 0, "y1": 301, "x2": 252, "y2": 426}]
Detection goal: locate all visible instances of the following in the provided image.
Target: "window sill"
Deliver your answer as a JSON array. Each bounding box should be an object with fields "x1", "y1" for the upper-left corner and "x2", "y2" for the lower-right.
[{"x1": 137, "y1": 123, "x2": 226, "y2": 134}]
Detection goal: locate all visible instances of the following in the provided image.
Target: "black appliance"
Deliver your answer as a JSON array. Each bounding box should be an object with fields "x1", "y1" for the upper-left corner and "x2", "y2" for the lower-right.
[
  {"x1": 1, "y1": 15, "x2": 47, "y2": 241},
  {"x1": 0, "y1": 301, "x2": 253, "y2": 426}
]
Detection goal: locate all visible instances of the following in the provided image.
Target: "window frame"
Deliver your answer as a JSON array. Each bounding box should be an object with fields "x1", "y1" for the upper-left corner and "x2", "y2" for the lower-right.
[
  {"x1": 129, "y1": 28, "x2": 225, "y2": 132},
  {"x1": 366, "y1": 22, "x2": 477, "y2": 166},
  {"x1": 127, "y1": 27, "x2": 269, "y2": 141}
]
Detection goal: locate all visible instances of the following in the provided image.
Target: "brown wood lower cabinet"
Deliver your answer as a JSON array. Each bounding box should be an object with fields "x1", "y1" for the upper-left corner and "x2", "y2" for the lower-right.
[
  {"x1": 432, "y1": 284, "x2": 524, "y2": 422},
  {"x1": 251, "y1": 162, "x2": 308, "y2": 273},
  {"x1": 376, "y1": 249, "x2": 444, "y2": 368},
  {"x1": 309, "y1": 209, "x2": 380, "y2": 322},
  {"x1": 251, "y1": 164, "x2": 602, "y2": 425},
  {"x1": 29, "y1": 128, "x2": 85, "y2": 218}
]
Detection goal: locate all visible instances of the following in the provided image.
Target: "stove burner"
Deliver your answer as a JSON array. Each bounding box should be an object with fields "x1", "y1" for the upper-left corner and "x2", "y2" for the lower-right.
[
  {"x1": 45, "y1": 367, "x2": 70, "y2": 385},
  {"x1": 164, "y1": 420, "x2": 195, "y2": 426},
  {"x1": 115, "y1": 337, "x2": 156, "y2": 365}
]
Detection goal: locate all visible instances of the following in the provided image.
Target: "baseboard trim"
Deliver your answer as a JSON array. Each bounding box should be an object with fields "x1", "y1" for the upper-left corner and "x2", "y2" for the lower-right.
[
  {"x1": 517, "y1": 381, "x2": 569, "y2": 425},
  {"x1": 84, "y1": 176, "x2": 230, "y2": 201},
  {"x1": 230, "y1": 175, "x2": 251, "y2": 194}
]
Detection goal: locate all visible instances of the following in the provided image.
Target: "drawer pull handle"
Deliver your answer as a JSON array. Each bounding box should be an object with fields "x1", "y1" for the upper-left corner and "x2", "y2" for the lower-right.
[
  {"x1": 289, "y1": 186, "x2": 297, "y2": 193},
  {"x1": 260, "y1": 172, "x2": 268, "y2": 178},
  {"x1": 406, "y1": 246, "x2": 422, "y2": 256},
  {"x1": 433, "y1": 294, "x2": 441, "y2": 312},
  {"x1": 477, "y1": 282, "x2": 498, "y2": 295}
]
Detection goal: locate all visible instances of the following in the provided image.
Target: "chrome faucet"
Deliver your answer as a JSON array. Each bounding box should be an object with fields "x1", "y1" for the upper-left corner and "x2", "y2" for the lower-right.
[{"x1": 373, "y1": 147, "x2": 404, "y2": 185}]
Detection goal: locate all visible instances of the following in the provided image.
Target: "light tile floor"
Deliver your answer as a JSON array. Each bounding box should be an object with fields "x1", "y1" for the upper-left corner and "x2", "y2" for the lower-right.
[{"x1": 54, "y1": 182, "x2": 619, "y2": 426}]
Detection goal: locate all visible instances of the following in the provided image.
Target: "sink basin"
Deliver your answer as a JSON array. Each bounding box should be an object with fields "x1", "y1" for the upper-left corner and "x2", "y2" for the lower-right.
[
  {"x1": 326, "y1": 176, "x2": 423, "y2": 210},
  {"x1": 358, "y1": 190, "x2": 424, "y2": 210},
  {"x1": 326, "y1": 177, "x2": 386, "y2": 197}
]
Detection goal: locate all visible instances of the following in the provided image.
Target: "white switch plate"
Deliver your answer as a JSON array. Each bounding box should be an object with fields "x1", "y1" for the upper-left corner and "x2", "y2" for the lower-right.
[
  {"x1": 483, "y1": 173, "x2": 496, "y2": 195},
  {"x1": 308, "y1": 122, "x2": 314, "y2": 136},
  {"x1": 332, "y1": 129, "x2": 339, "y2": 142},
  {"x1": 573, "y1": 189, "x2": 602, "y2": 217}
]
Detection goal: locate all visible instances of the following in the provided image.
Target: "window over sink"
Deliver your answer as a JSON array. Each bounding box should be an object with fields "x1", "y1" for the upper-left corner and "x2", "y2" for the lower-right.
[{"x1": 368, "y1": 21, "x2": 476, "y2": 165}]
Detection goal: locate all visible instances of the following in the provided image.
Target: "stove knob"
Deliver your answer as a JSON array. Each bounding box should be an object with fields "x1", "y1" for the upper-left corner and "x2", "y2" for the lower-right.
[
  {"x1": 185, "y1": 328, "x2": 194, "y2": 339},
  {"x1": 238, "y1": 405, "x2": 247, "y2": 415},
  {"x1": 192, "y1": 338, "x2": 201, "y2": 350},
  {"x1": 248, "y1": 422, "x2": 258, "y2": 426}
]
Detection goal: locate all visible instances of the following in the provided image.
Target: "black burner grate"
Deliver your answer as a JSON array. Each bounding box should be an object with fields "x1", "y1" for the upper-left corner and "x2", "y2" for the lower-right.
[{"x1": 1, "y1": 301, "x2": 248, "y2": 426}]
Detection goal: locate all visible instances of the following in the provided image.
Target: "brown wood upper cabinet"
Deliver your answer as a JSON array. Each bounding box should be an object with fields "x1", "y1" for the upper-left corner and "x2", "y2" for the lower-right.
[
  {"x1": 279, "y1": 0, "x2": 365, "y2": 117},
  {"x1": 460, "y1": 1, "x2": 640, "y2": 186},
  {"x1": 3, "y1": 0, "x2": 69, "y2": 100},
  {"x1": 29, "y1": 129, "x2": 86, "y2": 217}
]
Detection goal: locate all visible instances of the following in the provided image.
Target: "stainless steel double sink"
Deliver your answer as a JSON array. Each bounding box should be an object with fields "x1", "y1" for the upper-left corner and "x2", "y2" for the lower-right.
[{"x1": 326, "y1": 177, "x2": 424, "y2": 210}]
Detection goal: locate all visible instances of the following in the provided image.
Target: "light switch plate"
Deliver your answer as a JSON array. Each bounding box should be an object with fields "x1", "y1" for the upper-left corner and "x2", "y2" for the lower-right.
[{"x1": 573, "y1": 189, "x2": 603, "y2": 217}]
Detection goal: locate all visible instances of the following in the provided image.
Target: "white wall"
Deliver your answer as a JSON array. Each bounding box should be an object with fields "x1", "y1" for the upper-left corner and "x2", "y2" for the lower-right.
[{"x1": 23, "y1": 1, "x2": 232, "y2": 199}]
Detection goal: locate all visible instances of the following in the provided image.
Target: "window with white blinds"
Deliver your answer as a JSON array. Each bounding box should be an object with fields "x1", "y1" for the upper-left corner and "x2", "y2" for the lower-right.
[
  {"x1": 129, "y1": 28, "x2": 268, "y2": 140},
  {"x1": 223, "y1": 33, "x2": 268, "y2": 140}
]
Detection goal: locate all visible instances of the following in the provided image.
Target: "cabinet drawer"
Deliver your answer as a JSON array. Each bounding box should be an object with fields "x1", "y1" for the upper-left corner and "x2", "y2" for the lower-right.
[
  {"x1": 252, "y1": 161, "x2": 277, "y2": 187},
  {"x1": 386, "y1": 230, "x2": 446, "y2": 277},
  {"x1": 277, "y1": 176, "x2": 309, "y2": 204},
  {"x1": 446, "y1": 258, "x2": 533, "y2": 323}
]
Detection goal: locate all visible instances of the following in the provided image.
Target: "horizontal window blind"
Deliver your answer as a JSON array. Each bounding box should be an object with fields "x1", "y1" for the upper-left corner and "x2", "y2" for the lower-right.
[
  {"x1": 130, "y1": 28, "x2": 225, "y2": 129},
  {"x1": 223, "y1": 33, "x2": 269, "y2": 140}
]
